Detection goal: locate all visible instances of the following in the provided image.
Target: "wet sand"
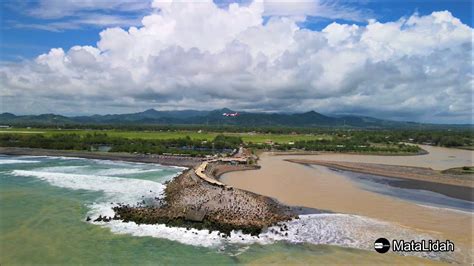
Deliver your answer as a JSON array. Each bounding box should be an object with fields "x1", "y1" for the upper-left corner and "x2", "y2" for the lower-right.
[
  {"x1": 277, "y1": 145, "x2": 472, "y2": 171},
  {"x1": 222, "y1": 151, "x2": 473, "y2": 264},
  {"x1": 285, "y1": 160, "x2": 474, "y2": 201}
]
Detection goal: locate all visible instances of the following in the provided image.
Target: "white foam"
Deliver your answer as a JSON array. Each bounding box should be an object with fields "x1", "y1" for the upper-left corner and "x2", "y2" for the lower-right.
[
  {"x1": 105, "y1": 221, "x2": 226, "y2": 247},
  {"x1": 36, "y1": 165, "x2": 89, "y2": 173},
  {"x1": 91, "y1": 158, "x2": 188, "y2": 172},
  {"x1": 0, "y1": 159, "x2": 40, "y2": 164},
  {"x1": 92, "y1": 159, "x2": 147, "y2": 166},
  {"x1": 94, "y1": 168, "x2": 163, "y2": 176},
  {"x1": 8, "y1": 159, "x2": 455, "y2": 262},
  {"x1": 45, "y1": 156, "x2": 84, "y2": 161},
  {"x1": 11, "y1": 170, "x2": 166, "y2": 208},
  {"x1": 37, "y1": 165, "x2": 165, "y2": 176},
  {"x1": 11, "y1": 155, "x2": 85, "y2": 162},
  {"x1": 415, "y1": 203, "x2": 473, "y2": 215},
  {"x1": 101, "y1": 213, "x2": 453, "y2": 261},
  {"x1": 18, "y1": 155, "x2": 49, "y2": 159}
]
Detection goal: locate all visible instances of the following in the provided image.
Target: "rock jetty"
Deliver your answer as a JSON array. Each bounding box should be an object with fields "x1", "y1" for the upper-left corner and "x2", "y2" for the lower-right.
[{"x1": 113, "y1": 158, "x2": 296, "y2": 236}]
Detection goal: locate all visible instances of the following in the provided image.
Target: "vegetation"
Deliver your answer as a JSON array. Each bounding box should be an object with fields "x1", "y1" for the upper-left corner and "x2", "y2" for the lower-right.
[
  {"x1": 0, "y1": 126, "x2": 471, "y2": 155},
  {"x1": 442, "y1": 166, "x2": 474, "y2": 175},
  {"x1": 0, "y1": 127, "x2": 332, "y2": 144},
  {"x1": 282, "y1": 140, "x2": 419, "y2": 154},
  {"x1": 0, "y1": 133, "x2": 242, "y2": 157},
  {"x1": 248, "y1": 132, "x2": 422, "y2": 154}
]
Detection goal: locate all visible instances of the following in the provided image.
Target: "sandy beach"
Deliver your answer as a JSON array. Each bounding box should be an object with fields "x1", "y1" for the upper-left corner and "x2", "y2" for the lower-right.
[
  {"x1": 222, "y1": 148, "x2": 473, "y2": 264},
  {"x1": 277, "y1": 144, "x2": 473, "y2": 170},
  {"x1": 285, "y1": 160, "x2": 473, "y2": 201}
]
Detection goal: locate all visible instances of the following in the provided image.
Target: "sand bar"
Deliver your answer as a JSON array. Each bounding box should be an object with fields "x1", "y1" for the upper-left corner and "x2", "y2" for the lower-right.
[
  {"x1": 277, "y1": 144, "x2": 473, "y2": 171},
  {"x1": 222, "y1": 151, "x2": 473, "y2": 263},
  {"x1": 285, "y1": 159, "x2": 473, "y2": 186}
]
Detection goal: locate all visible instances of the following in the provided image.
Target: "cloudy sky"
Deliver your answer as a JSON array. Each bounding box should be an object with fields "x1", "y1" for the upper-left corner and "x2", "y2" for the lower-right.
[{"x1": 0, "y1": 0, "x2": 472, "y2": 123}]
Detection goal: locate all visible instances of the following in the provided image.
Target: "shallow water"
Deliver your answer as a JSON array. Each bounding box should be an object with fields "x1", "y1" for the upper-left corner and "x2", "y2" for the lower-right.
[
  {"x1": 0, "y1": 155, "x2": 451, "y2": 264},
  {"x1": 223, "y1": 152, "x2": 473, "y2": 264},
  {"x1": 325, "y1": 167, "x2": 473, "y2": 212},
  {"x1": 280, "y1": 144, "x2": 473, "y2": 170}
]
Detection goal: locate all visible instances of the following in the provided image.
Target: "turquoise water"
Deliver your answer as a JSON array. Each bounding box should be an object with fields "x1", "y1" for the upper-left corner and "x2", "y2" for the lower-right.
[{"x1": 0, "y1": 155, "x2": 444, "y2": 264}]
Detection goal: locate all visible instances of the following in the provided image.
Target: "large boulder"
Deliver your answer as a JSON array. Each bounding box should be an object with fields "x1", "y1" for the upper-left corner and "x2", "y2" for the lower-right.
[{"x1": 184, "y1": 209, "x2": 207, "y2": 222}]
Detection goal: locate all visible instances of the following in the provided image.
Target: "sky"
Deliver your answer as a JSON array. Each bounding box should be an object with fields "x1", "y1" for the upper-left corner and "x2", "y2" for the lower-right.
[{"x1": 0, "y1": 0, "x2": 472, "y2": 123}]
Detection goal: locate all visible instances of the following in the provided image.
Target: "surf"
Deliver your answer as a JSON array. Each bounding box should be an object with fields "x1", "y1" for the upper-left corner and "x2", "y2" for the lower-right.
[{"x1": 7, "y1": 157, "x2": 457, "y2": 262}]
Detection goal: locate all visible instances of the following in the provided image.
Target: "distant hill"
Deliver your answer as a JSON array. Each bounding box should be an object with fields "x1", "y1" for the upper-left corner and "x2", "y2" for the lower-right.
[{"x1": 0, "y1": 109, "x2": 471, "y2": 129}]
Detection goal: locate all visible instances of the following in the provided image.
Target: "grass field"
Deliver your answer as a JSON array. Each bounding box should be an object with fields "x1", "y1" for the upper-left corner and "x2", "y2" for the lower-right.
[{"x1": 0, "y1": 128, "x2": 332, "y2": 144}]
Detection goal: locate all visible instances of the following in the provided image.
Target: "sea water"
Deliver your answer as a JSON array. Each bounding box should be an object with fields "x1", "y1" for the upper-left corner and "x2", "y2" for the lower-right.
[{"x1": 0, "y1": 155, "x2": 451, "y2": 264}]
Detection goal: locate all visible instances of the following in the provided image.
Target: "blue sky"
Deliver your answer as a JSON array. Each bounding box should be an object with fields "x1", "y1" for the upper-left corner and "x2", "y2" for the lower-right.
[
  {"x1": 1, "y1": 0, "x2": 471, "y2": 61},
  {"x1": 0, "y1": 0, "x2": 472, "y2": 123}
]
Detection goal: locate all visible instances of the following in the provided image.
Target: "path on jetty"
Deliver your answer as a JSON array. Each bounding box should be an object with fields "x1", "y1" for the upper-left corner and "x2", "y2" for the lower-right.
[
  {"x1": 194, "y1": 150, "x2": 249, "y2": 188},
  {"x1": 195, "y1": 161, "x2": 229, "y2": 187},
  {"x1": 113, "y1": 150, "x2": 295, "y2": 236}
]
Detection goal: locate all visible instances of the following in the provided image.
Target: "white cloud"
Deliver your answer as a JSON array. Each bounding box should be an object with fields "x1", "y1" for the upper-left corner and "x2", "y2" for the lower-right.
[
  {"x1": 27, "y1": 0, "x2": 151, "y2": 19},
  {"x1": 5, "y1": 0, "x2": 150, "y2": 31},
  {"x1": 262, "y1": 0, "x2": 370, "y2": 22},
  {"x1": 0, "y1": 2, "x2": 472, "y2": 123}
]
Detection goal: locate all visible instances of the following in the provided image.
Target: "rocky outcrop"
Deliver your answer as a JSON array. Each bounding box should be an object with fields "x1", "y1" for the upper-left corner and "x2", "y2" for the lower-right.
[{"x1": 113, "y1": 164, "x2": 296, "y2": 236}]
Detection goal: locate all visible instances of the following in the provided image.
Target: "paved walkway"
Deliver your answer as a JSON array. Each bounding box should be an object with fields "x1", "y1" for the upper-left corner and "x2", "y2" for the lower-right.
[
  {"x1": 194, "y1": 155, "x2": 249, "y2": 187},
  {"x1": 195, "y1": 161, "x2": 229, "y2": 187}
]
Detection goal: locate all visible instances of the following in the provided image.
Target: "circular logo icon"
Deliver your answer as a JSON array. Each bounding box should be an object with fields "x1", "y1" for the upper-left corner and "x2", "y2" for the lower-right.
[{"x1": 374, "y1": 238, "x2": 390, "y2": 253}]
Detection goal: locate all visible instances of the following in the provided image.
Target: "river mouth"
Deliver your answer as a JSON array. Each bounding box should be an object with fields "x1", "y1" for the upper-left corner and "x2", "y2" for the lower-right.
[
  {"x1": 0, "y1": 154, "x2": 464, "y2": 264},
  {"x1": 323, "y1": 167, "x2": 474, "y2": 212},
  {"x1": 222, "y1": 152, "x2": 474, "y2": 263}
]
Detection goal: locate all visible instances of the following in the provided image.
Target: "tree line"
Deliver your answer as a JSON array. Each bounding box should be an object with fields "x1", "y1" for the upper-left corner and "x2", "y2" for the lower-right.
[{"x1": 0, "y1": 133, "x2": 243, "y2": 157}]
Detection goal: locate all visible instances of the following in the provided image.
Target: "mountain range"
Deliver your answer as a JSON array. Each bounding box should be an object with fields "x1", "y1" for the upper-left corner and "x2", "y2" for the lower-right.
[{"x1": 0, "y1": 109, "x2": 470, "y2": 129}]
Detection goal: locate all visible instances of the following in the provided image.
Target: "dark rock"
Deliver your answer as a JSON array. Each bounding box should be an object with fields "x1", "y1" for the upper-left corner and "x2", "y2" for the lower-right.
[{"x1": 184, "y1": 209, "x2": 206, "y2": 222}]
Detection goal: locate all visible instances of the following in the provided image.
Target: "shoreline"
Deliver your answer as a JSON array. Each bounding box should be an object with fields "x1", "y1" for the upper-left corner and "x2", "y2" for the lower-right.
[
  {"x1": 0, "y1": 148, "x2": 320, "y2": 238},
  {"x1": 0, "y1": 147, "x2": 203, "y2": 167},
  {"x1": 0, "y1": 147, "x2": 304, "y2": 235},
  {"x1": 270, "y1": 148, "x2": 429, "y2": 157},
  {"x1": 285, "y1": 159, "x2": 474, "y2": 201},
  {"x1": 2, "y1": 147, "x2": 472, "y2": 263},
  {"x1": 221, "y1": 151, "x2": 473, "y2": 264},
  {"x1": 296, "y1": 160, "x2": 474, "y2": 203},
  {"x1": 273, "y1": 144, "x2": 473, "y2": 171}
]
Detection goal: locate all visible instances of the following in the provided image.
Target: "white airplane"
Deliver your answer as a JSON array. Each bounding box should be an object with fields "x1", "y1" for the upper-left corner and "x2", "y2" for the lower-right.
[{"x1": 222, "y1": 112, "x2": 239, "y2": 117}]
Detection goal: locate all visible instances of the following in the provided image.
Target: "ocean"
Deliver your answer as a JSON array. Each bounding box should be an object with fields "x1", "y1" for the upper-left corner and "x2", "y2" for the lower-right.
[{"x1": 0, "y1": 155, "x2": 448, "y2": 264}]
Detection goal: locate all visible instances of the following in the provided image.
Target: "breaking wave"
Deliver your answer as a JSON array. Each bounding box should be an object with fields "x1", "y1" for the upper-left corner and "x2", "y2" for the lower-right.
[
  {"x1": 10, "y1": 159, "x2": 456, "y2": 262},
  {"x1": 0, "y1": 159, "x2": 40, "y2": 165},
  {"x1": 11, "y1": 170, "x2": 168, "y2": 217},
  {"x1": 35, "y1": 166, "x2": 164, "y2": 176}
]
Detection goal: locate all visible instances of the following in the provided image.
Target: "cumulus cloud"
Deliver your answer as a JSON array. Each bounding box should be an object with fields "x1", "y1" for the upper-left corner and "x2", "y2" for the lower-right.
[{"x1": 0, "y1": 1, "x2": 472, "y2": 123}]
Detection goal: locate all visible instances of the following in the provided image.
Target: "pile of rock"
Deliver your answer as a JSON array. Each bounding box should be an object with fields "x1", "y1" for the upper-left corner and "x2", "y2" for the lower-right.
[{"x1": 112, "y1": 166, "x2": 296, "y2": 236}]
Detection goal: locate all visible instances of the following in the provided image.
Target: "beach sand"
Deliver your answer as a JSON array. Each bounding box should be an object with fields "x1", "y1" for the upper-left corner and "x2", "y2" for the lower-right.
[
  {"x1": 222, "y1": 151, "x2": 473, "y2": 264},
  {"x1": 276, "y1": 144, "x2": 473, "y2": 171}
]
